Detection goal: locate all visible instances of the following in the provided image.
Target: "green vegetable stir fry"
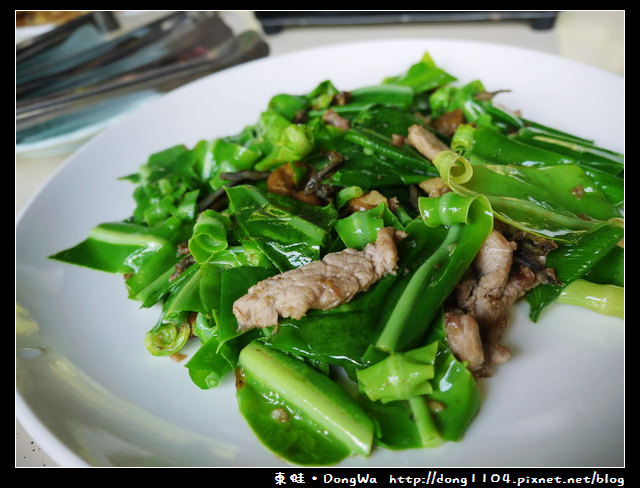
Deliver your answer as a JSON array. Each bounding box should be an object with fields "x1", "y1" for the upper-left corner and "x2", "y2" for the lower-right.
[{"x1": 50, "y1": 52, "x2": 624, "y2": 465}]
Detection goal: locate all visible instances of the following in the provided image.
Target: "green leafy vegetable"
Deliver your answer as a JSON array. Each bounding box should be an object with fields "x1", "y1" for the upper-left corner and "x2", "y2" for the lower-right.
[
  {"x1": 237, "y1": 340, "x2": 375, "y2": 465},
  {"x1": 357, "y1": 342, "x2": 438, "y2": 404}
]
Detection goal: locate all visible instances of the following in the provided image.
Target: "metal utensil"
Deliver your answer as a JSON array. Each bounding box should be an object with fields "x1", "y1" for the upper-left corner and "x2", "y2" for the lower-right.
[
  {"x1": 16, "y1": 11, "x2": 232, "y2": 100},
  {"x1": 15, "y1": 11, "x2": 121, "y2": 63},
  {"x1": 16, "y1": 29, "x2": 269, "y2": 134}
]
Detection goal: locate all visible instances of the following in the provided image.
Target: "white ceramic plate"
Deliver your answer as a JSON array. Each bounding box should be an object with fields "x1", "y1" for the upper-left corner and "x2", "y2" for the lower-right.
[{"x1": 15, "y1": 39, "x2": 624, "y2": 468}]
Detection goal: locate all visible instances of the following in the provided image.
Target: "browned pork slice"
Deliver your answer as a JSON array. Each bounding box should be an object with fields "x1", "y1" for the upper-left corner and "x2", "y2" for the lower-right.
[
  {"x1": 322, "y1": 109, "x2": 351, "y2": 130},
  {"x1": 233, "y1": 227, "x2": 407, "y2": 331},
  {"x1": 444, "y1": 310, "x2": 485, "y2": 369},
  {"x1": 448, "y1": 225, "x2": 558, "y2": 377},
  {"x1": 431, "y1": 108, "x2": 466, "y2": 138},
  {"x1": 418, "y1": 177, "x2": 451, "y2": 198},
  {"x1": 406, "y1": 123, "x2": 450, "y2": 161}
]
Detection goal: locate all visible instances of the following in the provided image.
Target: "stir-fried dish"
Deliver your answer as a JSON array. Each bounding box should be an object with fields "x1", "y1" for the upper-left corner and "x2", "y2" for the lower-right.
[{"x1": 50, "y1": 53, "x2": 624, "y2": 465}]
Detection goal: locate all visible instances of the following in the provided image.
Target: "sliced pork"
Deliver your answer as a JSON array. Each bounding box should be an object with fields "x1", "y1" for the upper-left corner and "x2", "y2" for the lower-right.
[
  {"x1": 444, "y1": 310, "x2": 485, "y2": 369},
  {"x1": 419, "y1": 176, "x2": 451, "y2": 198},
  {"x1": 447, "y1": 224, "x2": 558, "y2": 377},
  {"x1": 406, "y1": 123, "x2": 450, "y2": 161},
  {"x1": 233, "y1": 227, "x2": 406, "y2": 331},
  {"x1": 431, "y1": 108, "x2": 466, "y2": 138}
]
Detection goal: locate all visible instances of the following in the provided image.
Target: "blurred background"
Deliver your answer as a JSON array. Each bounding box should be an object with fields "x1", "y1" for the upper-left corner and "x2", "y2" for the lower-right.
[{"x1": 16, "y1": 10, "x2": 624, "y2": 467}]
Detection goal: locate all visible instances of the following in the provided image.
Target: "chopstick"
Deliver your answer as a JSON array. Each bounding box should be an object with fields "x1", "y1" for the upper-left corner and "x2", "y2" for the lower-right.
[
  {"x1": 16, "y1": 11, "x2": 120, "y2": 64},
  {"x1": 15, "y1": 30, "x2": 269, "y2": 132}
]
